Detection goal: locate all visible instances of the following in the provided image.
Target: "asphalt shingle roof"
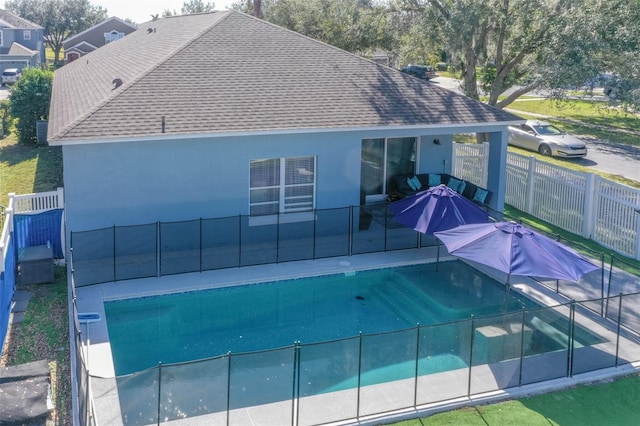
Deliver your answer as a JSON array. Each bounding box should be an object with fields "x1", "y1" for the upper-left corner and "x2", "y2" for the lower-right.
[
  {"x1": 0, "y1": 9, "x2": 43, "y2": 30},
  {"x1": 48, "y1": 11, "x2": 520, "y2": 143}
]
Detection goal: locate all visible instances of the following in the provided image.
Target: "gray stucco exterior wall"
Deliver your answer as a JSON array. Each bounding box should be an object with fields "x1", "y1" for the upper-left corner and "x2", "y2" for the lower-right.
[{"x1": 62, "y1": 127, "x2": 488, "y2": 234}]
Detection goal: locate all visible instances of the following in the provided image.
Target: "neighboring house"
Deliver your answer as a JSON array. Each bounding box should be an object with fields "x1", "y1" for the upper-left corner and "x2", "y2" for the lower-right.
[
  {"x1": 63, "y1": 16, "x2": 137, "y2": 63},
  {"x1": 48, "y1": 11, "x2": 522, "y2": 240},
  {"x1": 0, "y1": 9, "x2": 45, "y2": 73}
]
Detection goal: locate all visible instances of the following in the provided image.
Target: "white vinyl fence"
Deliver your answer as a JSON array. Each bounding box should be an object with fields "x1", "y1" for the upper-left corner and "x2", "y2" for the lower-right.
[{"x1": 453, "y1": 143, "x2": 640, "y2": 260}]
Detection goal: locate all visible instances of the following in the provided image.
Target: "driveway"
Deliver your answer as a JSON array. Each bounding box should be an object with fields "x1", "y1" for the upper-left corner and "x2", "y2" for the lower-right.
[{"x1": 0, "y1": 86, "x2": 9, "y2": 100}]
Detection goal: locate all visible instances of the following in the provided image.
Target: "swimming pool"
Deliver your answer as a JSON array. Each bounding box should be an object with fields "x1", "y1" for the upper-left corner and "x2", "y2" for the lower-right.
[
  {"x1": 105, "y1": 260, "x2": 539, "y2": 376},
  {"x1": 103, "y1": 259, "x2": 610, "y2": 425}
]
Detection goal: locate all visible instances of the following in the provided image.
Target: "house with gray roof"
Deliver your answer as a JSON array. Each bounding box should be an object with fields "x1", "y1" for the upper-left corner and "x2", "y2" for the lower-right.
[
  {"x1": 48, "y1": 10, "x2": 521, "y2": 236},
  {"x1": 62, "y1": 16, "x2": 137, "y2": 63},
  {"x1": 0, "y1": 9, "x2": 45, "y2": 72}
]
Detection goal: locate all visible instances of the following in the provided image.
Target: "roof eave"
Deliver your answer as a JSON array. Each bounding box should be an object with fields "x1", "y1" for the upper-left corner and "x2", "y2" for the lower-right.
[{"x1": 47, "y1": 120, "x2": 525, "y2": 146}]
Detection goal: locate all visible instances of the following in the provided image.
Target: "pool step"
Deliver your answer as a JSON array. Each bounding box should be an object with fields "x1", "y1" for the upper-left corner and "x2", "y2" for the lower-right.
[{"x1": 371, "y1": 279, "x2": 436, "y2": 324}]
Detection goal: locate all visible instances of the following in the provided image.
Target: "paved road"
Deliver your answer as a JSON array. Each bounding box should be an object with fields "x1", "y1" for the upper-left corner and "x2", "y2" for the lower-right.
[
  {"x1": 432, "y1": 76, "x2": 640, "y2": 183},
  {"x1": 572, "y1": 138, "x2": 640, "y2": 182},
  {"x1": 0, "y1": 86, "x2": 9, "y2": 100}
]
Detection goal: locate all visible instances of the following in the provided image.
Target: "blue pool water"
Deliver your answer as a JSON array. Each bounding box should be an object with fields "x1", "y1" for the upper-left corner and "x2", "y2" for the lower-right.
[{"x1": 105, "y1": 260, "x2": 539, "y2": 376}]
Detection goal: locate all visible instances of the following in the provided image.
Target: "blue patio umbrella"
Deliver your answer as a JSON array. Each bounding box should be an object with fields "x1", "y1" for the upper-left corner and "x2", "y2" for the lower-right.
[
  {"x1": 388, "y1": 184, "x2": 490, "y2": 235},
  {"x1": 434, "y1": 221, "x2": 599, "y2": 283},
  {"x1": 389, "y1": 184, "x2": 490, "y2": 270}
]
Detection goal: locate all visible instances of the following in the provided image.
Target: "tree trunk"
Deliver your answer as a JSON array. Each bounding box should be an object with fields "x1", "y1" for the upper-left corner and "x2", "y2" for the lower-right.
[
  {"x1": 462, "y1": 49, "x2": 479, "y2": 100},
  {"x1": 253, "y1": 0, "x2": 262, "y2": 18},
  {"x1": 53, "y1": 47, "x2": 62, "y2": 67}
]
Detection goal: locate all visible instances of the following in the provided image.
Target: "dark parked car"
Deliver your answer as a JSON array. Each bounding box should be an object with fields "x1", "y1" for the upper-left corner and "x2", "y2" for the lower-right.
[{"x1": 400, "y1": 65, "x2": 437, "y2": 80}]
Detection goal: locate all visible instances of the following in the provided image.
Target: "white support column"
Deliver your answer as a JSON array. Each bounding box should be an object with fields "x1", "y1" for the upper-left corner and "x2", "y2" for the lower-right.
[
  {"x1": 56, "y1": 187, "x2": 65, "y2": 208},
  {"x1": 481, "y1": 142, "x2": 489, "y2": 188}
]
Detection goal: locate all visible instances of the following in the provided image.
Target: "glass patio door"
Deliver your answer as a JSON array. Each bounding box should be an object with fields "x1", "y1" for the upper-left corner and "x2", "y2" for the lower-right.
[{"x1": 360, "y1": 137, "x2": 417, "y2": 202}]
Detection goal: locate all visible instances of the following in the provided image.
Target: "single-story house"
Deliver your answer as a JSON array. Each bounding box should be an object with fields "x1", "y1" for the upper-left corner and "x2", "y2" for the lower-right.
[
  {"x1": 48, "y1": 11, "x2": 522, "y2": 243},
  {"x1": 62, "y1": 16, "x2": 137, "y2": 63},
  {"x1": 0, "y1": 9, "x2": 45, "y2": 72}
]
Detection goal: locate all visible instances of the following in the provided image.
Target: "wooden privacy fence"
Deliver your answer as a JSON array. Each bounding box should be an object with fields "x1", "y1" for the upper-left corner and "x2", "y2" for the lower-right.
[{"x1": 453, "y1": 144, "x2": 640, "y2": 260}]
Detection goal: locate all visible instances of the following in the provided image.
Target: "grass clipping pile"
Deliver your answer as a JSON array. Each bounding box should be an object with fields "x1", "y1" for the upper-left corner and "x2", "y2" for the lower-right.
[{"x1": 0, "y1": 266, "x2": 71, "y2": 426}]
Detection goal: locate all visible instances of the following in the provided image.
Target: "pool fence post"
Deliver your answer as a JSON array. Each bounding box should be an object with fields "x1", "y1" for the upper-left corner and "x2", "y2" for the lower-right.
[
  {"x1": 293, "y1": 341, "x2": 300, "y2": 426},
  {"x1": 383, "y1": 205, "x2": 388, "y2": 252},
  {"x1": 276, "y1": 211, "x2": 281, "y2": 263},
  {"x1": 312, "y1": 209, "x2": 317, "y2": 260},
  {"x1": 112, "y1": 225, "x2": 116, "y2": 281},
  {"x1": 567, "y1": 302, "x2": 575, "y2": 377},
  {"x1": 357, "y1": 332, "x2": 363, "y2": 420},
  {"x1": 156, "y1": 221, "x2": 160, "y2": 278},
  {"x1": 518, "y1": 308, "x2": 525, "y2": 386},
  {"x1": 85, "y1": 367, "x2": 91, "y2": 426},
  {"x1": 238, "y1": 215, "x2": 242, "y2": 267},
  {"x1": 467, "y1": 316, "x2": 475, "y2": 397},
  {"x1": 157, "y1": 361, "x2": 162, "y2": 426},
  {"x1": 227, "y1": 352, "x2": 231, "y2": 426},
  {"x1": 604, "y1": 256, "x2": 615, "y2": 318},
  {"x1": 413, "y1": 324, "x2": 420, "y2": 407},
  {"x1": 199, "y1": 218, "x2": 203, "y2": 272},
  {"x1": 600, "y1": 252, "x2": 605, "y2": 316},
  {"x1": 348, "y1": 206, "x2": 353, "y2": 256},
  {"x1": 615, "y1": 294, "x2": 623, "y2": 367}
]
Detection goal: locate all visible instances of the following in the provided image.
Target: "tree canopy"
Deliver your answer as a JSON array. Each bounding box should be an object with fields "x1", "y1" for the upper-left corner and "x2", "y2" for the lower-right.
[
  {"x1": 162, "y1": 0, "x2": 216, "y2": 17},
  {"x1": 6, "y1": 0, "x2": 107, "y2": 66},
  {"x1": 232, "y1": 0, "x2": 640, "y2": 110}
]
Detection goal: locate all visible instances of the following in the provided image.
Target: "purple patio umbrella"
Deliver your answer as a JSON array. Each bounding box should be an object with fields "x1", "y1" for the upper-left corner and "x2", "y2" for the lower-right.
[
  {"x1": 434, "y1": 221, "x2": 599, "y2": 283},
  {"x1": 388, "y1": 184, "x2": 490, "y2": 235},
  {"x1": 389, "y1": 184, "x2": 490, "y2": 270}
]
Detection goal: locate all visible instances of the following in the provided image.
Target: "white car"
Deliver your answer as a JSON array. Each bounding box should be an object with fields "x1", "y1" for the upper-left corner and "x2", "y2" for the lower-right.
[
  {"x1": 508, "y1": 120, "x2": 587, "y2": 158},
  {"x1": 1, "y1": 68, "x2": 20, "y2": 86}
]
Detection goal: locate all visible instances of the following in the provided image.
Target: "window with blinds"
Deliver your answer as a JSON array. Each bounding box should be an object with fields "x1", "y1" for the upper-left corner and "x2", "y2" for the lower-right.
[{"x1": 250, "y1": 156, "x2": 315, "y2": 216}]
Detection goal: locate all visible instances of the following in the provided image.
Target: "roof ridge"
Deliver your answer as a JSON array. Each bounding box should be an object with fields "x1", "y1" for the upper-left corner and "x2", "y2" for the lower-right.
[{"x1": 54, "y1": 11, "x2": 232, "y2": 141}]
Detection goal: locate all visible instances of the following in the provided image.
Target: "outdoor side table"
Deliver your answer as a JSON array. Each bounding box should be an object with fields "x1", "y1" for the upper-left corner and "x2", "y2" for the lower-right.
[{"x1": 18, "y1": 245, "x2": 54, "y2": 285}]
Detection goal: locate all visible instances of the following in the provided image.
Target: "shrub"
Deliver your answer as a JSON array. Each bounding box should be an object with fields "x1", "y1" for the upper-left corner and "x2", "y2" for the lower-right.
[
  {"x1": 9, "y1": 67, "x2": 53, "y2": 144},
  {"x1": 0, "y1": 99, "x2": 11, "y2": 137},
  {"x1": 435, "y1": 62, "x2": 448, "y2": 71}
]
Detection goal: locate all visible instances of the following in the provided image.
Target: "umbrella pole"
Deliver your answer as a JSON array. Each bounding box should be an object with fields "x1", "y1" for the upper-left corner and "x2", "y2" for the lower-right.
[
  {"x1": 503, "y1": 278, "x2": 511, "y2": 329},
  {"x1": 436, "y1": 241, "x2": 440, "y2": 272}
]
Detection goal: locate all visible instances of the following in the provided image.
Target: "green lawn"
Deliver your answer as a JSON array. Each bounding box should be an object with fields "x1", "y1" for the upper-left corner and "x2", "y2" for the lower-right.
[
  {"x1": 508, "y1": 99, "x2": 640, "y2": 131},
  {"x1": 388, "y1": 375, "x2": 640, "y2": 426},
  {"x1": 507, "y1": 99, "x2": 640, "y2": 149},
  {"x1": 0, "y1": 133, "x2": 63, "y2": 206}
]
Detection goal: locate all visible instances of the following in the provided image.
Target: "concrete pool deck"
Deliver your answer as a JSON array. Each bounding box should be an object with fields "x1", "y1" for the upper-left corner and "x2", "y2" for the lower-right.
[{"x1": 74, "y1": 248, "x2": 640, "y2": 426}]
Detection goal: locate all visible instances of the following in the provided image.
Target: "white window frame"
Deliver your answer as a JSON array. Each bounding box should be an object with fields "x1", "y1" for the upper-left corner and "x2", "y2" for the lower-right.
[
  {"x1": 0, "y1": 31, "x2": 4, "y2": 47},
  {"x1": 249, "y1": 156, "x2": 316, "y2": 224},
  {"x1": 104, "y1": 30, "x2": 125, "y2": 44},
  {"x1": 23, "y1": 30, "x2": 31, "y2": 40}
]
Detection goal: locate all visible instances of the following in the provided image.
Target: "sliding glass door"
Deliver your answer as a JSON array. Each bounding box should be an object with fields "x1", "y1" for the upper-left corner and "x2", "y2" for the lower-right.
[{"x1": 360, "y1": 137, "x2": 417, "y2": 202}]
